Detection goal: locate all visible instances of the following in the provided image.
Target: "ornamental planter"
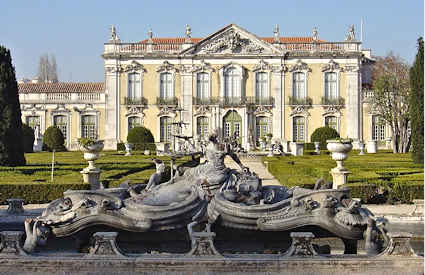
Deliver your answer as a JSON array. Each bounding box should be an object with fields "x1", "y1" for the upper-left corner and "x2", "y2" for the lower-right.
[
  {"x1": 314, "y1": 142, "x2": 320, "y2": 154},
  {"x1": 359, "y1": 141, "x2": 365, "y2": 155},
  {"x1": 124, "y1": 143, "x2": 133, "y2": 156},
  {"x1": 80, "y1": 140, "x2": 104, "y2": 190},
  {"x1": 326, "y1": 139, "x2": 352, "y2": 189}
]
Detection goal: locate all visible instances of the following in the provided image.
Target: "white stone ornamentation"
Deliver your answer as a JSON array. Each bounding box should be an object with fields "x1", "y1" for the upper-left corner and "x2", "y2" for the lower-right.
[
  {"x1": 327, "y1": 139, "x2": 352, "y2": 189},
  {"x1": 321, "y1": 59, "x2": 342, "y2": 72},
  {"x1": 289, "y1": 60, "x2": 311, "y2": 72},
  {"x1": 200, "y1": 29, "x2": 264, "y2": 54},
  {"x1": 252, "y1": 59, "x2": 272, "y2": 72}
]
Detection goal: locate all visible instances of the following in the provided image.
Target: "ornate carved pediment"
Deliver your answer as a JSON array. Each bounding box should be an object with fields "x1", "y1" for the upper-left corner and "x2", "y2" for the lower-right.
[
  {"x1": 52, "y1": 104, "x2": 71, "y2": 113},
  {"x1": 271, "y1": 64, "x2": 288, "y2": 73},
  {"x1": 156, "y1": 61, "x2": 177, "y2": 73},
  {"x1": 290, "y1": 105, "x2": 310, "y2": 117},
  {"x1": 191, "y1": 60, "x2": 215, "y2": 73},
  {"x1": 105, "y1": 66, "x2": 123, "y2": 73},
  {"x1": 157, "y1": 105, "x2": 177, "y2": 117},
  {"x1": 194, "y1": 105, "x2": 211, "y2": 116},
  {"x1": 125, "y1": 106, "x2": 146, "y2": 117},
  {"x1": 289, "y1": 60, "x2": 311, "y2": 72},
  {"x1": 344, "y1": 65, "x2": 359, "y2": 72},
  {"x1": 252, "y1": 105, "x2": 272, "y2": 116},
  {"x1": 322, "y1": 106, "x2": 341, "y2": 116},
  {"x1": 253, "y1": 60, "x2": 272, "y2": 72},
  {"x1": 321, "y1": 59, "x2": 342, "y2": 72},
  {"x1": 123, "y1": 61, "x2": 146, "y2": 73},
  {"x1": 74, "y1": 104, "x2": 98, "y2": 113},
  {"x1": 21, "y1": 104, "x2": 45, "y2": 112}
]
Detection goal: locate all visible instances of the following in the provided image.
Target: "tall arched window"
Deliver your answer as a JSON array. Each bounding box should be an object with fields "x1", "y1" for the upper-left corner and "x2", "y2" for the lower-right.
[
  {"x1": 196, "y1": 116, "x2": 209, "y2": 138},
  {"x1": 128, "y1": 72, "x2": 141, "y2": 100},
  {"x1": 160, "y1": 72, "x2": 173, "y2": 99},
  {"x1": 324, "y1": 72, "x2": 337, "y2": 99},
  {"x1": 26, "y1": 116, "x2": 40, "y2": 131},
  {"x1": 325, "y1": 116, "x2": 338, "y2": 131},
  {"x1": 293, "y1": 116, "x2": 305, "y2": 142},
  {"x1": 54, "y1": 115, "x2": 67, "y2": 140},
  {"x1": 292, "y1": 72, "x2": 305, "y2": 100},
  {"x1": 256, "y1": 116, "x2": 269, "y2": 144},
  {"x1": 81, "y1": 115, "x2": 97, "y2": 139},
  {"x1": 372, "y1": 115, "x2": 386, "y2": 141},
  {"x1": 224, "y1": 67, "x2": 241, "y2": 98},
  {"x1": 160, "y1": 116, "x2": 172, "y2": 142},
  {"x1": 255, "y1": 72, "x2": 268, "y2": 101},
  {"x1": 128, "y1": 116, "x2": 141, "y2": 132},
  {"x1": 197, "y1": 73, "x2": 209, "y2": 100}
]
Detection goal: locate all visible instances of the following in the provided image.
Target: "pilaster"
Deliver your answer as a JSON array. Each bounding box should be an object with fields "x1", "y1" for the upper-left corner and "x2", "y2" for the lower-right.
[
  {"x1": 181, "y1": 73, "x2": 193, "y2": 137},
  {"x1": 345, "y1": 65, "x2": 361, "y2": 146},
  {"x1": 104, "y1": 66, "x2": 121, "y2": 150}
]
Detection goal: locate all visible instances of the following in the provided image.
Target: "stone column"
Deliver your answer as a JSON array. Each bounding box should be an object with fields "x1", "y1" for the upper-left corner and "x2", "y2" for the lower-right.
[
  {"x1": 272, "y1": 68, "x2": 284, "y2": 141},
  {"x1": 181, "y1": 73, "x2": 193, "y2": 137},
  {"x1": 104, "y1": 66, "x2": 121, "y2": 150},
  {"x1": 345, "y1": 65, "x2": 361, "y2": 148}
]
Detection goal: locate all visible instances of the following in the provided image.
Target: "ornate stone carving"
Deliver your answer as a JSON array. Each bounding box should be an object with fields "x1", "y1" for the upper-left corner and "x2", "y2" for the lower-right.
[
  {"x1": 109, "y1": 25, "x2": 120, "y2": 42},
  {"x1": 6, "y1": 199, "x2": 24, "y2": 215},
  {"x1": 156, "y1": 61, "x2": 177, "y2": 73},
  {"x1": 251, "y1": 105, "x2": 272, "y2": 116},
  {"x1": 0, "y1": 231, "x2": 28, "y2": 256},
  {"x1": 178, "y1": 64, "x2": 194, "y2": 74},
  {"x1": 123, "y1": 61, "x2": 146, "y2": 73},
  {"x1": 273, "y1": 24, "x2": 280, "y2": 43},
  {"x1": 252, "y1": 59, "x2": 272, "y2": 72},
  {"x1": 88, "y1": 232, "x2": 126, "y2": 257},
  {"x1": 105, "y1": 66, "x2": 123, "y2": 73},
  {"x1": 191, "y1": 60, "x2": 215, "y2": 73},
  {"x1": 125, "y1": 106, "x2": 145, "y2": 117},
  {"x1": 322, "y1": 59, "x2": 342, "y2": 72},
  {"x1": 187, "y1": 231, "x2": 221, "y2": 257},
  {"x1": 199, "y1": 29, "x2": 264, "y2": 54},
  {"x1": 344, "y1": 65, "x2": 360, "y2": 72},
  {"x1": 289, "y1": 60, "x2": 311, "y2": 72},
  {"x1": 290, "y1": 105, "x2": 310, "y2": 116},
  {"x1": 194, "y1": 105, "x2": 211, "y2": 116},
  {"x1": 282, "y1": 232, "x2": 320, "y2": 257},
  {"x1": 312, "y1": 27, "x2": 318, "y2": 42},
  {"x1": 323, "y1": 105, "x2": 341, "y2": 115},
  {"x1": 185, "y1": 24, "x2": 192, "y2": 42},
  {"x1": 157, "y1": 105, "x2": 177, "y2": 117},
  {"x1": 272, "y1": 64, "x2": 288, "y2": 73},
  {"x1": 345, "y1": 25, "x2": 356, "y2": 41}
]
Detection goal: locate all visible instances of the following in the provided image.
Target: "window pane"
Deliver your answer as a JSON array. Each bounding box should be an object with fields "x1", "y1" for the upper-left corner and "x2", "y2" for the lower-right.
[
  {"x1": 293, "y1": 116, "x2": 305, "y2": 141},
  {"x1": 26, "y1": 116, "x2": 40, "y2": 130},
  {"x1": 160, "y1": 116, "x2": 172, "y2": 142},
  {"x1": 325, "y1": 116, "x2": 338, "y2": 131},
  {"x1": 197, "y1": 73, "x2": 209, "y2": 99},
  {"x1": 81, "y1": 115, "x2": 96, "y2": 139},
  {"x1": 256, "y1": 72, "x2": 268, "y2": 99},
  {"x1": 293, "y1": 72, "x2": 305, "y2": 99},
  {"x1": 54, "y1": 115, "x2": 67, "y2": 140},
  {"x1": 325, "y1": 72, "x2": 337, "y2": 99},
  {"x1": 224, "y1": 67, "x2": 240, "y2": 98}
]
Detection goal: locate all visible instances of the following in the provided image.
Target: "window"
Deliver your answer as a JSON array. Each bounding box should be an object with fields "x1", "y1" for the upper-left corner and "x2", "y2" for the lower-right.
[
  {"x1": 160, "y1": 116, "x2": 172, "y2": 142},
  {"x1": 26, "y1": 116, "x2": 40, "y2": 131},
  {"x1": 197, "y1": 73, "x2": 209, "y2": 100},
  {"x1": 224, "y1": 122, "x2": 231, "y2": 137},
  {"x1": 293, "y1": 116, "x2": 305, "y2": 142},
  {"x1": 160, "y1": 73, "x2": 173, "y2": 99},
  {"x1": 292, "y1": 72, "x2": 305, "y2": 100},
  {"x1": 128, "y1": 116, "x2": 141, "y2": 131},
  {"x1": 325, "y1": 116, "x2": 338, "y2": 131},
  {"x1": 224, "y1": 67, "x2": 241, "y2": 98},
  {"x1": 81, "y1": 115, "x2": 97, "y2": 139},
  {"x1": 128, "y1": 73, "x2": 141, "y2": 99},
  {"x1": 256, "y1": 116, "x2": 269, "y2": 144},
  {"x1": 256, "y1": 72, "x2": 268, "y2": 101},
  {"x1": 196, "y1": 116, "x2": 209, "y2": 138},
  {"x1": 324, "y1": 72, "x2": 337, "y2": 99},
  {"x1": 53, "y1": 115, "x2": 67, "y2": 140},
  {"x1": 372, "y1": 116, "x2": 386, "y2": 141}
]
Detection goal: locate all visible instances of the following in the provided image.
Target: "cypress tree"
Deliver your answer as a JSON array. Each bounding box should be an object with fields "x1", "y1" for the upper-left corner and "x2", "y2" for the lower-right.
[
  {"x1": 409, "y1": 37, "x2": 424, "y2": 163},
  {"x1": 0, "y1": 46, "x2": 26, "y2": 166}
]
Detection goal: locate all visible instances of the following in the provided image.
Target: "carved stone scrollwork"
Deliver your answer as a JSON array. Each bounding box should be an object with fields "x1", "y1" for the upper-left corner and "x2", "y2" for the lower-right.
[
  {"x1": 191, "y1": 60, "x2": 215, "y2": 73},
  {"x1": 289, "y1": 60, "x2": 311, "y2": 72},
  {"x1": 272, "y1": 64, "x2": 288, "y2": 73},
  {"x1": 105, "y1": 66, "x2": 123, "y2": 73},
  {"x1": 74, "y1": 104, "x2": 97, "y2": 113},
  {"x1": 187, "y1": 231, "x2": 221, "y2": 257},
  {"x1": 156, "y1": 61, "x2": 177, "y2": 73},
  {"x1": 252, "y1": 105, "x2": 272, "y2": 116},
  {"x1": 0, "y1": 231, "x2": 28, "y2": 256},
  {"x1": 88, "y1": 232, "x2": 126, "y2": 257},
  {"x1": 379, "y1": 232, "x2": 417, "y2": 257},
  {"x1": 282, "y1": 232, "x2": 320, "y2": 257},
  {"x1": 200, "y1": 29, "x2": 264, "y2": 54},
  {"x1": 125, "y1": 106, "x2": 145, "y2": 117},
  {"x1": 194, "y1": 105, "x2": 211, "y2": 117},
  {"x1": 344, "y1": 65, "x2": 360, "y2": 72},
  {"x1": 123, "y1": 61, "x2": 146, "y2": 73},
  {"x1": 290, "y1": 106, "x2": 310, "y2": 117},
  {"x1": 253, "y1": 59, "x2": 272, "y2": 72},
  {"x1": 323, "y1": 105, "x2": 341, "y2": 115},
  {"x1": 322, "y1": 59, "x2": 342, "y2": 72},
  {"x1": 158, "y1": 106, "x2": 177, "y2": 117}
]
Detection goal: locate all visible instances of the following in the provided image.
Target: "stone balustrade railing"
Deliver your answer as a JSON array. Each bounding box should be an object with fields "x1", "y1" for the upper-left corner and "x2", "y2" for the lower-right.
[
  {"x1": 19, "y1": 92, "x2": 105, "y2": 104},
  {"x1": 104, "y1": 41, "x2": 362, "y2": 55}
]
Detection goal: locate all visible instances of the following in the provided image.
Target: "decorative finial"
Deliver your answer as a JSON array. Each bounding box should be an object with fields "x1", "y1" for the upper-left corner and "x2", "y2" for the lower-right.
[
  {"x1": 345, "y1": 24, "x2": 355, "y2": 41},
  {"x1": 148, "y1": 28, "x2": 153, "y2": 43},
  {"x1": 109, "y1": 25, "x2": 120, "y2": 42},
  {"x1": 185, "y1": 24, "x2": 192, "y2": 38},
  {"x1": 273, "y1": 24, "x2": 280, "y2": 43},
  {"x1": 312, "y1": 27, "x2": 318, "y2": 42}
]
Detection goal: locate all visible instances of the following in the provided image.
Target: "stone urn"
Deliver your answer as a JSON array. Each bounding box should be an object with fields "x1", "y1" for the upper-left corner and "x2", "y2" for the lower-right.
[
  {"x1": 359, "y1": 141, "x2": 365, "y2": 155},
  {"x1": 260, "y1": 140, "x2": 266, "y2": 151},
  {"x1": 124, "y1": 142, "x2": 133, "y2": 156},
  {"x1": 80, "y1": 140, "x2": 104, "y2": 190},
  {"x1": 314, "y1": 142, "x2": 320, "y2": 154},
  {"x1": 327, "y1": 139, "x2": 352, "y2": 189}
]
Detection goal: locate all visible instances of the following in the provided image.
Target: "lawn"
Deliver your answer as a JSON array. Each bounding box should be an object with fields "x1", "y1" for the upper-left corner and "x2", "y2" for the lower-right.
[{"x1": 263, "y1": 150, "x2": 424, "y2": 203}]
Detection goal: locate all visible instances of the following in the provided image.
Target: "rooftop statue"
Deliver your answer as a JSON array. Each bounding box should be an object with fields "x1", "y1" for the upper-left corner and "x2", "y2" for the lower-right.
[{"x1": 23, "y1": 134, "x2": 389, "y2": 256}]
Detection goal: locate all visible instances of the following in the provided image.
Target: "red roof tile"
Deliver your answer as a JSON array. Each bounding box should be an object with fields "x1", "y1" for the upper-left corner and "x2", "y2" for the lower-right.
[{"x1": 18, "y1": 82, "x2": 104, "y2": 93}]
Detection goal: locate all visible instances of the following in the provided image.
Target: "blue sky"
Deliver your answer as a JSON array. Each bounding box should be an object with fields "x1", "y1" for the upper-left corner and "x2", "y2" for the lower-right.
[{"x1": 1, "y1": 1, "x2": 423, "y2": 82}]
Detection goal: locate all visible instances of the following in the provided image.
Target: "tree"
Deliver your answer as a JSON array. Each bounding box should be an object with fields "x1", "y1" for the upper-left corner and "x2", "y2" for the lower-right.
[
  {"x1": 37, "y1": 54, "x2": 58, "y2": 82},
  {"x1": 409, "y1": 37, "x2": 424, "y2": 163},
  {"x1": 22, "y1": 124, "x2": 35, "y2": 153},
  {"x1": 310, "y1": 126, "x2": 340, "y2": 150},
  {"x1": 370, "y1": 52, "x2": 411, "y2": 153},
  {"x1": 0, "y1": 46, "x2": 26, "y2": 166},
  {"x1": 43, "y1": 126, "x2": 66, "y2": 151}
]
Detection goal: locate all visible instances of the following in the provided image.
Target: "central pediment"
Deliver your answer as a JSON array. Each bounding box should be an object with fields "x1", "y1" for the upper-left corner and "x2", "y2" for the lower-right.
[{"x1": 181, "y1": 24, "x2": 281, "y2": 55}]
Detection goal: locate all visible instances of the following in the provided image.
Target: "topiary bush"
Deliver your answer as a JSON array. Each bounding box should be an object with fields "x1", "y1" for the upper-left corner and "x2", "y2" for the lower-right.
[
  {"x1": 43, "y1": 126, "x2": 66, "y2": 152},
  {"x1": 127, "y1": 126, "x2": 156, "y2": 151},
  {"x1": 22, "y1": 124, "x2": 35, "y2": 153},
  {"x1": 310, "y1": 126, "x2": 340, "y2": 149}
]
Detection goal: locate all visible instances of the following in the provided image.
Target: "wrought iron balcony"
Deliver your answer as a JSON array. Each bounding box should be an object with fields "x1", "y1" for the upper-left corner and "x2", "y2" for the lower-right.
[
  {"x1": 219, "y1": 97, "x2": 248, "y2": 107},
  {"x1": 192, "y1": 97, "x2": 219, "y2": 105},
  {"x1": 320, "y1": 96, "x2": 345, "y2": 106},
  {"x1": 124, "y1": 97, "x2": 148, "y2": 105},
  {"x1": 246, "y1": 96, "x2": 274, "y2": 106},
  {"x1": 288, "y1": 96, "x2": 313, "y2": 106},
  {"x1": 156, "y1": 96, "x2": 179, "y2": 106}
]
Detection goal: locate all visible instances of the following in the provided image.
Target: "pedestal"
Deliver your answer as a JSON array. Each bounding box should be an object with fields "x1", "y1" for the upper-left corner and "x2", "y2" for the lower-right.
[
  {"x1": 381, "y1": 232, "x2": 416, "y2": 257},
  {"x1": 81, "y1": 168, "x2": 101, "y2": 190},
  {"x1": 330, "y1": 168, "x2": 350, "y2": 189},
  {"x1": 0, "y1": 231, "x2": 28, "y2": 256},
  {"x1": 366, "y1": 140, "x2": 377, "y2": 153},
  {"x1": 290, "y1": 142, "x2": 304, "y2": 156},
  {"x1": 314, "y1": 142, "x2": 320, "y2": 155},
  {"x1": 88, "y1": 232, "x2": 125, "y2": 257},
  {"x1": 6, "y1": 199, "x2": 24, "y2": 215},
  {"x1": 282, "y1": 232, "x2": 319, "y2": 257},
  {"x1": 187, "y1": 231, "x2": 221, "y2": 256},
  {"x1": 33, "y1": 138, "x2": 43, "y2": 152}
]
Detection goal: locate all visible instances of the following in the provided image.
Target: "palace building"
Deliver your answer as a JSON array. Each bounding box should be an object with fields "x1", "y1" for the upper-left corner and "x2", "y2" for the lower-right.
[{"x1": 19, "y1": 23, "x2": 389, "y2": 151}]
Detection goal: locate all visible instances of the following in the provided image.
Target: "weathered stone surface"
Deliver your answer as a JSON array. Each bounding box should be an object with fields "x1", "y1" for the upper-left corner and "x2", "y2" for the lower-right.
[
  {"x1": 88, "y1": 232, "x2": 126, "y2": 257},
  {"x1": 187, "y1": 231, "x2": 221, "y2": 257},
  {"x1": 0, "y1": 231, "x2": 28, "y2": 256},
  {"x1": 282, "y1": 232, "x2": 320, "y2": 257},
  {"x1": 6, "y1": 199, "x2": 24, "y2": 215},
  {"x1": 380, "y1": 232, "x2": 417, "y2": 257}
]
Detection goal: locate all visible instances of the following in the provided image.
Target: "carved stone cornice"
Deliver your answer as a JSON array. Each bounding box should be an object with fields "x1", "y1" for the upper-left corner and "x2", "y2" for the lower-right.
[
  {"x1": 125, "y1": 106, "x2": 146, "y2": 117},
  {"x1": 157, "y1": 105, "x2": 177, "y2": 117},
  {"x1": 252, "y1": 60, "x2": 272, "y2": 72},
  {"x1": 73, "y1": 104, "x2": 98, "y2": 113},
  {"x1": 271, "y1": 64, "x2": 288, "y2": 73},
  {"x1": 344, "y1": 65, "x2": 360, "y2": 73},
  {"x1": 250, "y1": 105, "x2": 273, "y2": 116},
  {"x1": 289, "y1": 60, "x2": 311, "y2": 72},
  {"x1": 156, "y1": 61, "x2": 177, "y2": 73},
  {"x1": 191, "y1": 60, "x2": 215, "y2": 73},
  {"x1": 123, "y1": 61, "x2": 146, "y2": 73},
  {"x1": 321, "y1": 60, "x2": 343, "y2": 72},
  {"x1": 322, "y1": 106, "x2": 341, "y2": 116},
  {"x1": 105, "y1": 66, "x2": 123, "y2": 73},
  {"x1": 290, "y1": 105, "x2": 310, "y2": 117},
  {"x1": 199, "y1": 29, "x2": 264, "y2": 54},
  {"x1": 194, "y1": 105, "x2": 211, "y2": 116}
]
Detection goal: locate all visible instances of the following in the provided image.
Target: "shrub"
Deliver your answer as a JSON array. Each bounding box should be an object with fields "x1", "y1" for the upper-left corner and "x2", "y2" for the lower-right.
[
  {"x1": 310, "y1": 126, "x2": 340, "y2": 149},
  {"x1": 43, "y1": 126, "x2": 66, "y2": 152},
  {"x1": 127, "y1": 127, "x2": 155, "y2": 150},
  {"x1": 22, "y1": 124, "x2": 35, "y2": 153},
  {"x1": 117, "y1": 142, "x2": 156, "y2": 151}
]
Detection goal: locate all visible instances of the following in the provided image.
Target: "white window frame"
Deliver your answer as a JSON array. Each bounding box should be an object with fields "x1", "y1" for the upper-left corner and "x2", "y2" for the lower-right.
[
  {"x1": 78, "y1": 111, "x2": 99, "y2": 139},
  {"x1": 128, "y1": 72, "x2": 142, "y2": 100},
  {"x1": 219, "y1": 63, "x2": 244, "y2": 99},
  {"x1": 291, "y1": 115, "x2": 308, "y2": 142},
  {"x1": 324, "y1": 115, "x2": 339, "y2": 132},
  {"x1": 255, "y1": 71, "x2": 270, "y2": 100},
  {"x1": 196, "y1": 72, "x2": 210, "y2": 100},
  {"x1": 159, "y1": 72, "x2": 174, "y2": 99}
]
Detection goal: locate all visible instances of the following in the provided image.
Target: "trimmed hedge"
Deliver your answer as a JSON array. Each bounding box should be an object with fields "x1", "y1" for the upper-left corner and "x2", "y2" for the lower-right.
[
  {"x1": 310, "y1": 126, "x2": 340, "y2": 150},
  {"x1": 117, "y1": 142, "x2": 156, "y2": 151},
  {"x1": 127, "y1": 127, "x2": 154, "y2": 144},
  {"x1": 43, "y1": 126, "x2": 66, "y2": 152},
  {"x1": 22, "y1": 124, "x2": 35, "y2": 153}
]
